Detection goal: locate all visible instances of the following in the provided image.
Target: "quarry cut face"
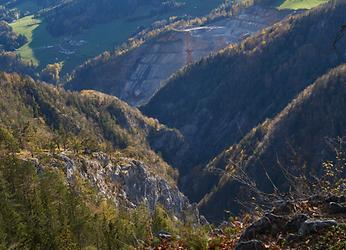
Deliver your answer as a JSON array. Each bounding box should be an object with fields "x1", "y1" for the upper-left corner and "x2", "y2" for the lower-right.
[{"x1": 119, "y1": 6, "x2": 291, "y2": 106}]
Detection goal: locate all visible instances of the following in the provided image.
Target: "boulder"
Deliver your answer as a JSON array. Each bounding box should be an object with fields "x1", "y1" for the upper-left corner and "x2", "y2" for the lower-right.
[
  {"x1": 240, "y1": 216, "x2": 271, "y2": 240},
  {"x1": 265, "y1": 213, "x2": 287, "y2": 232},
  {"x1": 235, "y1": 240, "x2": 267, "y2": 250},
  {"x1": 285, "y1": 214, "x2": 309, "y2": 232},
  {"x1": 240, "y1": 213, "x2": 286, "y2": 240},
  {"x1": 327, "y1": 202, "x2": 346, "y2": 214},
  {"x1": 298, "y1": 219, "x2": 337, "y2": 236}
]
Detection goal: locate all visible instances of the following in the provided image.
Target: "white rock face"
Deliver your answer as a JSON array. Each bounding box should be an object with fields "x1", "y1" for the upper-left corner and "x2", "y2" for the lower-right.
[
  {"x1": 70, "y1": 6, "x2": 291, "y2": 106},
  {"x1": 56, "y1": 152, "x2": 199, "y2": 221},
  {"x1": 121, "y1": 6, "x2": 288, "y2": 106}
]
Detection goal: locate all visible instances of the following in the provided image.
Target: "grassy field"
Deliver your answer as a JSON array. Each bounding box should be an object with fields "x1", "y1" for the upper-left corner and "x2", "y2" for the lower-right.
[
  {"x1": 10, "y1": 0, "x2": 223, "y2": 74},
  {"x1": 10, "y1": 15, "x2": 42, "y2": 66},
  {"x1": 278, "y1": 0, "x2": 329, "y2": 10},
  {"x1": 11, "y1": 14, "x2": 156, "y2": 72}
]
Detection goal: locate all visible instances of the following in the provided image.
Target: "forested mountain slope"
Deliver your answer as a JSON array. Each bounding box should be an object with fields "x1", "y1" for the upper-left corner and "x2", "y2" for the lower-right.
[
  {"x1": 0, "y1": 72, "x2": 193, "y2": 215},
  {"x1": 142, "y1": 0, "x2": 346, "y2": 191},
  {"x1": 199, "y1": 63, "x2": 346, "y2": 221},
  {"x1": 0, "y1": 71, "x2": 189, "y2": 169},
  {"x1": 40, "y1": 0, "x2": 167, "y2": 36},
  {"x1": 1, "y1": 70, "x2": 240, "y2": 249}
]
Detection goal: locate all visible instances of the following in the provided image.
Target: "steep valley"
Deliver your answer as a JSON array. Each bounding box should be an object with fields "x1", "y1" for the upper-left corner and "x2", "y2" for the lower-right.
[
  {"x1": 143, "y1": 0, "x2": 346, "y2": 206},
  {"x1": 0, "y1": 0, "x2": 346, "y2": 249},
  {"x1": 200, "y1": 63, "x2": 346, "y2": 221}
]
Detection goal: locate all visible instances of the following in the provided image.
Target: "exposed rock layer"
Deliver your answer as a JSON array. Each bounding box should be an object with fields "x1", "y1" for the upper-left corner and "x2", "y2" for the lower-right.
[
  {"x1": 34, "y1": 152, "x2": 199, "y2": 221},
  {"x1": 68, "y1": 5, "x2": 289, "y2": 106}
]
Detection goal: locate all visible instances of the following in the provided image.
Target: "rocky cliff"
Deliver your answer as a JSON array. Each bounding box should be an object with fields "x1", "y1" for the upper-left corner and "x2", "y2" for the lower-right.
[{"x1": 30, "y1": 152, "x2": 199, "y2": 220}]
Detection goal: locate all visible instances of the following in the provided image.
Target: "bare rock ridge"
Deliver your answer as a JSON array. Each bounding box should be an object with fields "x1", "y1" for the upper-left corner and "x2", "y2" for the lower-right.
[
  {"x1": 46, "y1": 152, "x2": 199, "y2": 221},
  {"x1": 68, "y1": 5, "x2": 290, "y2": 106}
]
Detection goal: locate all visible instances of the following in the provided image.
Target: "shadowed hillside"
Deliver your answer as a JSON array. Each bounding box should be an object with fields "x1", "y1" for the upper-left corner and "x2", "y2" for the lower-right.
[
  {"x1": 199, "y1": 63, "x2": 346, "y2": 221},
  {"x1": 142, "y1": 0, "x2": 346, "y2": 200}
]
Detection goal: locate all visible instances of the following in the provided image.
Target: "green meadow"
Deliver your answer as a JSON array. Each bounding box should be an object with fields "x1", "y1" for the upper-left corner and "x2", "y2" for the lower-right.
[{"x1": 278, "y1": 0, "x2": 329, "y2": 10}]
